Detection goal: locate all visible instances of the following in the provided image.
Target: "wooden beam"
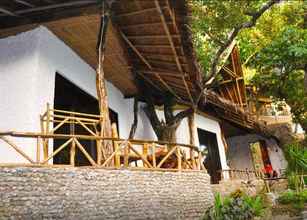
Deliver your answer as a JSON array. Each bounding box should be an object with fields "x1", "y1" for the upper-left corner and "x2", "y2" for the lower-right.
[
  {"x1": 235, "y1": 78, "x2": 243, "y2": 107},
  {"x1": 135, "y1": 44, "x2": 180, "y2": 50},
  {"x1": 138, "y1": 73, "x2": 162, "y2": 92},
  {"x1": 127, "y1": 34, "x2": 180, "y2": 40},
  {"x1": 140, "y1": 69, "x2": 188, "y2": 78},
  {"x1": 155, "y1": 0, "x2": 194, "y2": 105},
  {"x1": 0, "y1": 1, "x2": 97, "y2": 16},
  {"x1": 0, "y1": 7, "x2": 19, "y2": 17},
  {"x1": 154, "y1": 73, "x2": 183, "y2": 101},
  {"x1": 118, "y1": 26, "x2": 183, "y2": 101},
  {"x1": 0, "y1": 136, "x2": 35, "y2": 163},
  {"x1": 222, "y1": 66, "x2": 237, "y2": 78},
  {"x1": 121, "y1": 21, "x2": 172, "y2": 30},
  {"x1": 143, "y1": 58, "x2": 188, "y2": 67},
  {"x1": 224, "y1": 85, "x2": 235, "y2": 103},
  {"x1": 14, "y1": 0, "x2": 35, "y2": 8},
  {"x1": 118, "y1": 29, "x2": 152, "y2": 69},
  {"x1": 115, "y1": 6, "x2": 168, "y2": 18},
  {"x1": 155, "y1": 0, "x2": 183, "y2": 73}
]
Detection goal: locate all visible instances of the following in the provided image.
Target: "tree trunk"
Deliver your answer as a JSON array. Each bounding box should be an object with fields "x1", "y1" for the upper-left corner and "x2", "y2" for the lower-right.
[
  {"x1": 304, "y1": 9, "x2": 307, "y2": 95},
  {"x1": 188, "y1": 113, "x2": 196, "y2": 145},
  {"x1": 157, "y1": 124, "x2": 179, "y2": 143},
  {"x1": 129, "y1": 97, "x2": 139, "y2": 139}
]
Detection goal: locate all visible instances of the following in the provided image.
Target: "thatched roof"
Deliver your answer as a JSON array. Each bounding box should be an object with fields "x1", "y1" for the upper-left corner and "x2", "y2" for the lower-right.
[{"x1": 0, "y1": 0, "x2": 269, "y2": 134}]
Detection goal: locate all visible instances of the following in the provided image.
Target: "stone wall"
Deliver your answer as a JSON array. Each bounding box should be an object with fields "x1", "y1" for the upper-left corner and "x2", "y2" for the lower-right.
[
  {"x1": 211, "y1": 179, "x2": 265, "y2": 197},
  {"x1": 0, "y1": 167, "x2": 213, "y2": 220}
]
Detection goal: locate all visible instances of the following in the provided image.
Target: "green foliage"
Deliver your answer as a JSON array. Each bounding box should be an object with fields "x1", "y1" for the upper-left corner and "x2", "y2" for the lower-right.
[
  {"x1": 237, "y1": 1, "x2": 307, "y2": 130},
  {"x1": 191, "y1": 0, "x2": 270, "y2": 77},
  {"x1": 203, "y1": 191, "x2": 265, "y2": 220},
  {"x1": 284, "y1": 141, "x2": 307, "y2": 191},
  {"x1": 278, "y1": 189, "x2": 307, "y2": 210}
]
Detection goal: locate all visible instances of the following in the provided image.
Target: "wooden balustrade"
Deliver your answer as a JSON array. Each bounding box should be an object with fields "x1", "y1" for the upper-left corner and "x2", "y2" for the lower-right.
[{"x1": 0, "y1": 105, "x2": 205, "y2": 171}]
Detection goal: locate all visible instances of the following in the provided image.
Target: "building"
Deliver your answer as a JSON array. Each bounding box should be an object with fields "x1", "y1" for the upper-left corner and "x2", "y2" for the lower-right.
[{"x1": 0, "y1": 0, "x2": 287, "y2": 183}]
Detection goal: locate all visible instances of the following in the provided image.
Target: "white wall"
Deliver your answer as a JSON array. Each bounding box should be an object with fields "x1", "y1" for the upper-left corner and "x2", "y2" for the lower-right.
[
  {"x1": 194, "y1": 114, "x2": 229, "y2": 170},
  {"x1": 0, "y1": 29, "x2": 40, "y2": 163},
  {"x1": 226, "y1": 134, "x2": 287, "y2": 175},
  {"x1": 0, "y1": 26, "x2": 227, "y2": 169}
]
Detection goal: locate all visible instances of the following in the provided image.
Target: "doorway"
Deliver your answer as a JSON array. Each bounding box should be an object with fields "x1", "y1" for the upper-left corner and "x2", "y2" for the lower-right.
[
  {"x1": 53, "y1": 73, "x2": 119, "y2": 165},
  {"x1": 250, "y1": 140, "x2": 272, "y2": 174},
  {"x1": 197, "y1": 128, "x2": 222, "y2": 184}
]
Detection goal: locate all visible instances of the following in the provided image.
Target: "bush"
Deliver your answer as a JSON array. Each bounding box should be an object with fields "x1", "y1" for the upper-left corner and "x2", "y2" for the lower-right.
[
  {"x1": 284, "y1": 142, "x2": 307, "y2": 191},
  {"x1": 203, "y1": 190, "x2": 265, "y2": 220},
  {"x1": 278, "y1": 189, "x2": 307, "y2": 210}
]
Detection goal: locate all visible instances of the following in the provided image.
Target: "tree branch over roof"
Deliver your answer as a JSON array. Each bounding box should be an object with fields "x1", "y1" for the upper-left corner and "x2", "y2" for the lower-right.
[
  {"x1": 195, "y1": 0, "x2": 281, "y2": 104},
  {"x1": 205, "y1": 0, "x2": 281, "y2": 86}
]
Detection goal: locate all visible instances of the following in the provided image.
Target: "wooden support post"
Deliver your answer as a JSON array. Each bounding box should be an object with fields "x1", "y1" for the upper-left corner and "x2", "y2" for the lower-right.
[
  {"x1": 112, "y1": 123, "x2": 120, "y2": 168},
  {"x1": 188, "y1": 113, "x2": 197, "y2": 169},
  {"x1": 143, "y1": 143, "x2": 149, "y2": 167},
  {"x1": 43, "y1": 103, "x2": 50, "y2": 161},
  {"x1": 0, "y1": 136, "x2": 35, "y2": 164},
  {"x1": 70, "y1": 138, "x2": 76, "y2": 166},
  {"x1": 176, "y1": 146, "x2": 182, "y2": 171},
  {"x1": 124, "y1": 142, "x2": 129, "y2": 167},
  {"x1": 96, "y1": 3, "x2": 113, "y2": 164},
  {"x1": 197, "y1": 152, "x2": 202, "y2": 170},
  {"x1": 152, "y1": 143, "x2": 156, "y2": 168},
  {"x1": 36, "y1": 136, "x2": 41, "y2": 164}
]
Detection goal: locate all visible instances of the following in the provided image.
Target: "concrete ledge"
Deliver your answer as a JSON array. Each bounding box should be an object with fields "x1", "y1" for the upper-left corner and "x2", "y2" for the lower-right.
[{"x1": 0, "y1": 167, "x2": 213, "y2": 219}]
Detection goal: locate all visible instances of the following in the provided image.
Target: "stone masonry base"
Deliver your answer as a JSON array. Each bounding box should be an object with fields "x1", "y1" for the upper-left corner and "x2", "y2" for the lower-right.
[{"x1": 0, "y1": 167, "x2": 213, "y2": 220}]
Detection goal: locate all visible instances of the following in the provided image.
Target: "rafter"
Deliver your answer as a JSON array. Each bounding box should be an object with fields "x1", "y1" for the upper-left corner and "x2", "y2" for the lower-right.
[
  {"x1": 127, "y1": 34, "x2": 180, "y2": 40},
  {"x1": 115, "y1": 6, "x2": 168, "y2": 18},
  {"x1": 121, "y1": 21, "x2": 172, "y2": 30},
  {"x1": 222, "y1": 66, "x2": 237, "y2": 78},
  {"x1": 0, "y1": 1, "x2": 97, "y2": 16},
  {"x1": 140, "y1": 69, "x2": 188, "y2": 78},
  {"x1": 118, "y1": 27, "x2": 183, "y2": 101},
  {"x1": 0, "y1": 7, "x2": 19, "y2": 17},
  {"x1": 14, "y1": 0, "x2": 35, "y2": 8},
  {"x1": 155, "y1": 0, "x2": 194, "y2": 105}
]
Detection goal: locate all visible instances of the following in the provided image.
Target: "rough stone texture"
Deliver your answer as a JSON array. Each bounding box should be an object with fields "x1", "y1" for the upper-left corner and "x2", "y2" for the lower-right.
[
  {"x1": 0, "y1": 167, "x2": 213, "y2": 220},
  {"x1": 211, "y1": 179, "x2": 265, "y2": 197},
  {"x1": 267, "y1": 123, "x2": 297, "y2": 147}
]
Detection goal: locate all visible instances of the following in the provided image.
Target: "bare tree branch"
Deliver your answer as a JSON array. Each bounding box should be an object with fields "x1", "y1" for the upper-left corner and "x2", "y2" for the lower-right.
[
  {"x1": 171, "y1": 108, "x2": 194, "y2": 125},
  {"x1": 195, "y1": 0, "x2": 281, "y2": 104},
  {"x1": 129, "y1": 97, "x2": 139, "y2": 139}
]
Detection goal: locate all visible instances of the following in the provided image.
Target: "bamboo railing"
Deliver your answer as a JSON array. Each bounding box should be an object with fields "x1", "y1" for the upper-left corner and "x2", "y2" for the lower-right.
[{"x1": 0, "y1": 105, "x2": 205, "y2": 171}]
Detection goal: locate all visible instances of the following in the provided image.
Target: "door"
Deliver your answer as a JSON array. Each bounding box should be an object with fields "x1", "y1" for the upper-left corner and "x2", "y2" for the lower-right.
[{"x1": 198, "y1": 128, "x2": 222, "y2": 184}]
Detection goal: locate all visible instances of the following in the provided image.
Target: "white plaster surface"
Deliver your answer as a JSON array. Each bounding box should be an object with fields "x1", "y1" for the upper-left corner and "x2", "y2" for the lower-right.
[
  {"x1": 226, "y1": 134, "x2": 287, "y2": 175},
  {"x1": 0, "y1": 26, "x2": 227, "y2": 169}
]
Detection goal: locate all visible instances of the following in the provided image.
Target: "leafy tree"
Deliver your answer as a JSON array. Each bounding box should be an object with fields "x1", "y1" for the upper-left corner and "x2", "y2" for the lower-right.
[{"x1": 239, "y1": 1, "x2": 307, "y2": 132}]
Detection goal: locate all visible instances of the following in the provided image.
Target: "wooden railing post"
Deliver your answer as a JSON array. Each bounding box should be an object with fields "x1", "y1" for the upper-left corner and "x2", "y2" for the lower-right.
[
  {"x1": 36, "y1": 136, "x2": 41, "y2": 164},
  {"x1": 43, "y1": 103, "x2": 50, "y2": 161},
  {"x1": 114, "y1": 140, "x2": 120, "y2": 168},
  {"x1": 70, "y1": 138, "x2": 76, "y2": 166},
  {"x1": 143, "y1": 143, "x2": 149, "y2": 168},
  {"x1": 112, "y1": 123, "x2": 120, "y2": 168},
  {"x1": 176, "y1": 146, "x2": 182, "y2": 171},
  {"x1": 70, "y1": 114, "x2": 75, "y2": 166},
  {"x1": 124, "y1": 142, "x2": 129, "y2": 167},
  {"x1": 152, "y1": 143, "x2": 156, "y2": 168}
]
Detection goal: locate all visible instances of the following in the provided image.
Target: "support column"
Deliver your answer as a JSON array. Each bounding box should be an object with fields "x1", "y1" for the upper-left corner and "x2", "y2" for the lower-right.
[
  {"x1": 188, "y1": 113, "x2": 196, "y2": 169},
  {"x1": 96, "y1": 3, "x2": 113, "y2": 165}
]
